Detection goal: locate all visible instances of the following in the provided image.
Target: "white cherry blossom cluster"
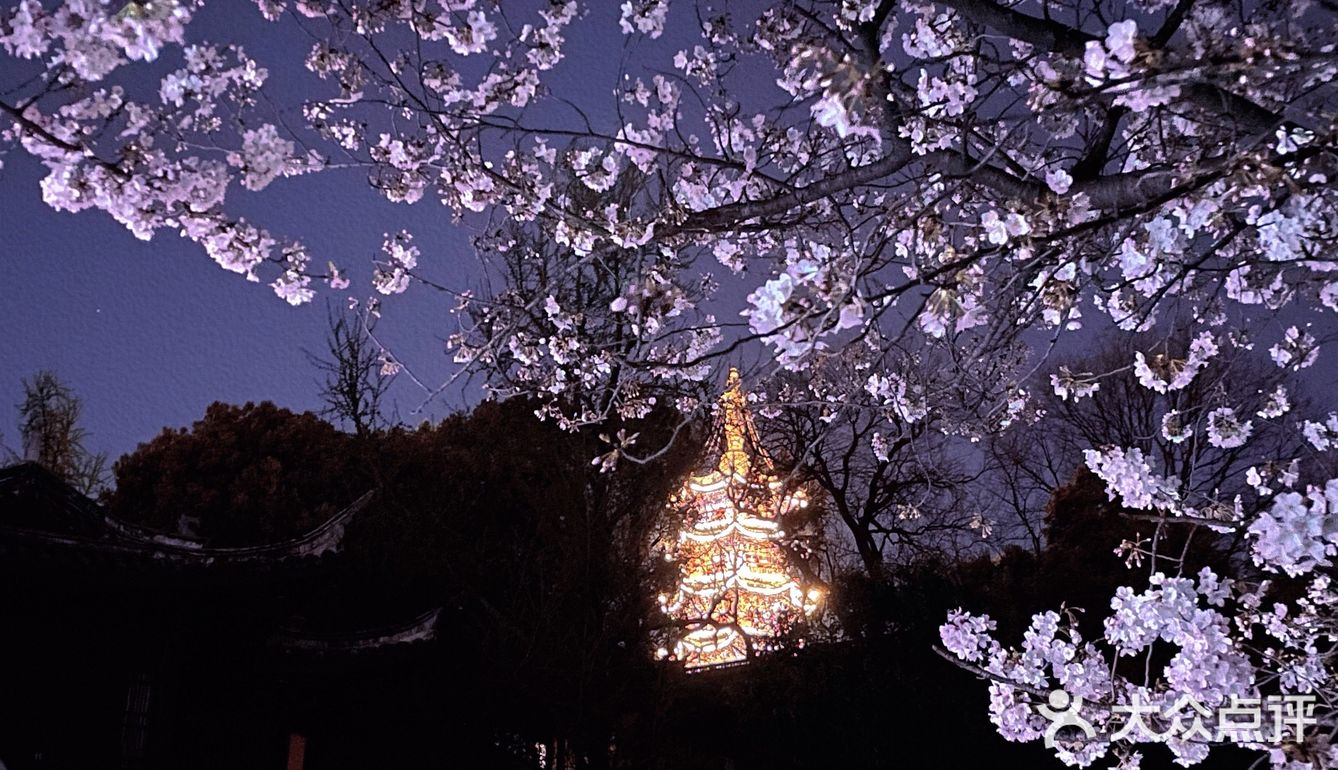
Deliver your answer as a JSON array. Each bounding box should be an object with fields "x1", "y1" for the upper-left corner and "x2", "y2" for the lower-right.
[
  {"x1": 1083, "y1": 446, "x2": 1180, "y2": 512},
  {"x1": 941, "y1": 566, "x2": 1338, "y2": 767}
]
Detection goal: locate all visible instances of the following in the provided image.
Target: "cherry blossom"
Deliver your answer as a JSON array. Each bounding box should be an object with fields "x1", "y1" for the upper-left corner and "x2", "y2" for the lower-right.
[
  {"x1": 1133, "y1": 333, "x2": 1219, "y2": 394},
  {"x1": 1248, "y1": 482, "x2": 1338, "y2": 577},
  {"x1": 231, "y1": 124, "x2": 294, "y2": 191},
  {"x1": 619, "y1": 1, "x2": 668, "y2": 39},
  {"x1": 1050, "y1": 367, "x2": 1100, "y2": 402},
  {"x1": 1270, "y1": 326, "x2": 1320, "y2": 371},
  {"x1": 1302, "y1": 415, "x2": 1338, "y2": 452},
  {"x1": 1206, "y1": 407, "x2": 1252, "y2": 450},
  {"x1": 1084, "y1": 446, "x2": 1179, "y2": 512}
]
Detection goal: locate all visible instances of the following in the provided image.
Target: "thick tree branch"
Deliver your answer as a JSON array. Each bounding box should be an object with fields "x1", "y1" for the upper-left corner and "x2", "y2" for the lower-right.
[
  {"x1": 936, "y1": 0, "x2": 1288, "y2": 136},
  {"x1": 676, "y1": 144, "x2": 914, "y2": 232},
  {"x1": 1179, "y1": 82, "x2": 1287, "y2": 137},
  {"x1": 938, "y1": 0, "x2": 1092, "y2": 57},
  {"x1": 1, "y1": 99, "x2": 84, "y2": 157},
  {"x1": 1, "y1": 99, "x2": 128, "y2": 178},
  {"x1": 1151, "y1": 0, "x2": 1197, "y2": 47},
  {"x1": 1071, "y1": 106, "x2": 1128, "y2": 181},
  {"x1": 674, "y1": 139, "x2": 1211, "y2": 235}
]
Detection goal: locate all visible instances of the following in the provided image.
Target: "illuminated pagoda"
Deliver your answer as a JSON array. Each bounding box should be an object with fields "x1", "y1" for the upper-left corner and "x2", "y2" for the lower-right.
[{"x1": 658, "y1": 368, "x2": 820, "y2": 669}]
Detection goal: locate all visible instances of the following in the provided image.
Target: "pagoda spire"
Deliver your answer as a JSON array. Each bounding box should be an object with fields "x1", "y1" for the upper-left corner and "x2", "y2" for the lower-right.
[{"x1": 717, "y1": 368, "x2": 751, "y2": 476}]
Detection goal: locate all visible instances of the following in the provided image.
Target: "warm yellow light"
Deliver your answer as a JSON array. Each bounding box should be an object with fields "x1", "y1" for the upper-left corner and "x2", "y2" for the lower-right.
[{"x1": 659, "y1": 368, "x2": 821, "y2": 670}]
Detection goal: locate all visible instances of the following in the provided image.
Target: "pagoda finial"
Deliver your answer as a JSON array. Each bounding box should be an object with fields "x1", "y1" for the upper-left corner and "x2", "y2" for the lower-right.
[{"x1": 718, "y1": 367, "x2": 751, "y2": 475}]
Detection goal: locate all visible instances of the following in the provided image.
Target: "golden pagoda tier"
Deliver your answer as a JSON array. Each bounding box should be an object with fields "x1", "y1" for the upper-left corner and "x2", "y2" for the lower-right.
[{"x1": 658, "y1": 369, "x2": 821, "y2": 669}]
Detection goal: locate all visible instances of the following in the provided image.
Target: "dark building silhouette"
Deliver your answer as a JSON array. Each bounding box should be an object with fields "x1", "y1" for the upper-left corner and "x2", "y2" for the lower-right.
[{"x1": 0, "y1": 462, "x2": 436, "y2": 770}]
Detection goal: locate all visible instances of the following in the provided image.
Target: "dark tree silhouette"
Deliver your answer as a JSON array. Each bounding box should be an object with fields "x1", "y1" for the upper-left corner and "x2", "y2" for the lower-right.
[
  {"x1": 354, "y1": 399, "x2": 698, "y2": 764},
  {"x1": 307, "y1": 305, "x2": 388, "y2": 437},
  {"x1": 763, "y1": 356, "x2": 980, "y2": 581},
  {"x1": 108, "y1": 401, "x2": 371, "y2": 544},
  {"x1": 16, "y1": 370, "x2": 107, "y2": 495}
]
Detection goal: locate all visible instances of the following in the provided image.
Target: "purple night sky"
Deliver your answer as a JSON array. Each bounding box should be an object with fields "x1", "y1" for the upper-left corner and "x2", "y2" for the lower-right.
[{"x1": 0, "y1": 1, "x2": 681, "y2": 462}]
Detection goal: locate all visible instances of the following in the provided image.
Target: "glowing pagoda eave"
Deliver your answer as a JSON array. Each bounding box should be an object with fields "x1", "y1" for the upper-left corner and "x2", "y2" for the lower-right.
[{"x1": 658, "y1": 368, "x2": 822, "y2": 670}]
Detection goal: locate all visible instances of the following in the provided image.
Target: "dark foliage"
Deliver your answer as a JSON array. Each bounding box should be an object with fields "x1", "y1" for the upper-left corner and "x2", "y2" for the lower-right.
[
  {"x1": 107, "y1": 401, "x2": 372, "y2": 544},
  {"x1": 8, "y1": 400, "x2": 1254, "y2": 770}
]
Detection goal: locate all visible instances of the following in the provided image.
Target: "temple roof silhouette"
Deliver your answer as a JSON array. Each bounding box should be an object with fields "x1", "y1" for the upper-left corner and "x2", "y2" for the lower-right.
[
  {"x1": 0, "y1": 461, "x2": 369, "y2": 571},
  {"x1": 0, "y1": 461, "x2": 438, "y2": 653}
]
